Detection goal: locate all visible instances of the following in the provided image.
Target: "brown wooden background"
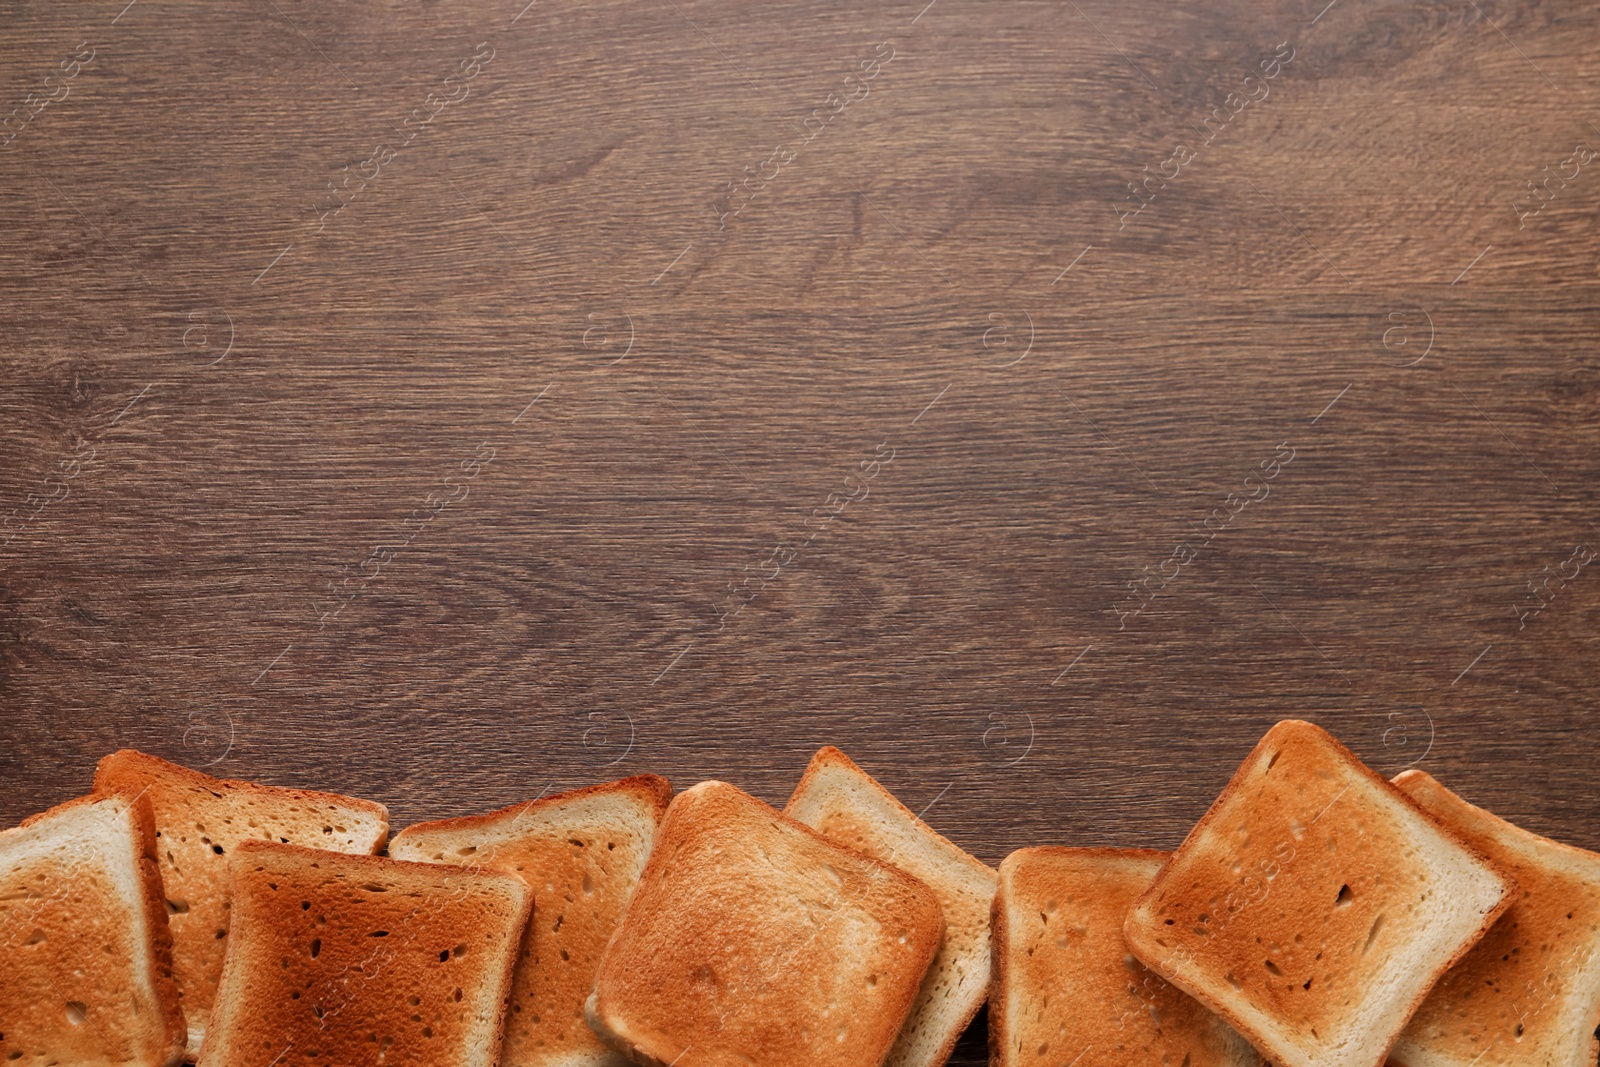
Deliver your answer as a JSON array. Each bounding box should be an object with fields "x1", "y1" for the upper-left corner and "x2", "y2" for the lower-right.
[{"x1": 3, "y1": 0, "x2": 1598, "y2": 1059}]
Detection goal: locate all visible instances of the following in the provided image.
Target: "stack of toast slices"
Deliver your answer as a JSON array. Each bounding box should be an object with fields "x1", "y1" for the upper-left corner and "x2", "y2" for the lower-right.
[
  {"x1": 388, "y1": 775, "x2": 672, "y2": 1067},
  {"x1": 3, "y1": 720, "x2": 1599, "y2": 1067},
  {"x1": 94, "y1": 750, "x2": 391, "y2": 1058}
]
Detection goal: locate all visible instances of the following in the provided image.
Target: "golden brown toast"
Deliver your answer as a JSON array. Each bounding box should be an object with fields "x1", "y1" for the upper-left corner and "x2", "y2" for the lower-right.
[
  {"x1": 94, "y1": 749, "x2": 389, "y2": 1056},
  {"x1": 786, "y1": 746, "x2": 997, "y2": 1067},
  {"x1": 388, "y1": 775, "x2": 672, "y2": 1067},
  {"x1": 1389, "y1": 769, "x2": 1600, "y2": 1067},
  {"x1": 0, "y1": 791, "x2": 186, "y2": 1067},
  {"x1": 195, "y1": 840, "x2": 530, "y2": 1067},
  {"x1": 1123, "y1": 720, "x2": 1512, "y2": 1067},
  {"x1": 585, "y1": 780, "x2": 945, "y2": 1067},
  {"x1": 991, "y1": 847, "x2": 1262, "y2": 1067}
]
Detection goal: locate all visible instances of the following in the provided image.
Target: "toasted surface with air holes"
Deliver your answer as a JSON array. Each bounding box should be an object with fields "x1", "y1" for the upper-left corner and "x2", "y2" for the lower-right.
[
  {"x1": 196, "y1": 841, "x2": 530, "y2": 1067},
  {"x1": 388, "y1": 775, "x2": 671, "y2": 1067},
  {"x1": 785, "y1": 746, "x2": 997, "y2": 1067},
  {"x1": 94, "y1": 749, "x2": 390, "y2": 1056},
  {"x1": 1389, "y1": 770, "x2": 1600, "y2": 1067},
  {"x1": 585, "y1": 780, "x2": 945, "y2": 1067},
  {"x1": 991, "y1": 848, "x2": 1263, "y2": 1067},
  {"x1": 1122, "y1": 720, "x2": 1513, "y2": 1067},
  {"x1": 0, "y1": 792, "x2": 186, "y2": 1067}
]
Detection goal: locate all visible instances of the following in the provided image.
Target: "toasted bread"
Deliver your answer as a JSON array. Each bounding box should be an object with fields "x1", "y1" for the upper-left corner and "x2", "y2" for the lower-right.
[
  {"x1": 585, "y1": 780, "x2": 945, "y2": 1067},
  {"x1": 94, "y1": 749, "x2": 389, "y2": 1056},
  {"x1": 1123, "y1": 720, "x2": 1513, "y2": 1067},
  {"x1": 388, "y1": 776, "x2": 672, "y2": 1067},
  {"x1": 0, "y1": 791, "x2": 186, "y2": 1067},
  {"x1": 1389, "y1": 770, "x2": 1600, "y2": 1067},
  {"x1": 196, "y1": 840, "x2": 530, "y2": 1067},
  {"x1": 785, "y1": 747, "x2": 997, "y2": 1067},
  {"x1": 991, "y1": 848, "x2": 1262, "y2": 1067}
]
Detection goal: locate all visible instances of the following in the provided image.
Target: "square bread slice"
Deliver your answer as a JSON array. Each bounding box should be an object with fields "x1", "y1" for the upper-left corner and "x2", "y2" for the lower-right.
[
  {"x1": 0, "y1": 791, "x2": 186, "y2": 1067},
  {"x1": 991, "y1": 847, "x2": 1263, "y2": 1067},
  {"x1": 585, "y1": 780, "x2": 945, "y2": 1067},
  {"x1": 388, "y1": 775, "x2": 672, "y2": 1067},
  {"x1": 1388, "y1": 769, "x2": 1600, "y2": 1067},
  {"x1": 785, "y1": 746, "x2": 997, "y2": 1067},
  {"x1": 95, "y1": 749, "x2": 390, "y2": 1056},
  {"x1": 196, "y1": 840, "x2": 531, "y2": 1067},
  {"x1": 1122, "y1": 719, "x2": 1513, "y2": 1067}
]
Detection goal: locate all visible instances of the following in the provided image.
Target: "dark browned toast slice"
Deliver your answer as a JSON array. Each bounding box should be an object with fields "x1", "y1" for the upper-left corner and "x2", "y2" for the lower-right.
[
  {"x1": 1389, "y1": 769, "x2": 1600, "y2": 1067},
  {"x1": 585, "y1": 780, "x2": 945, "y2": 1067},
  {"x1": 195, "y1": 841, "x2": 530, "y2": 1067},
  {"x1": 786, "y1": 746, "x2": 997, "y2": 1067},
  {"x1": 1123, "y1": 720, "x2": 1512, "y2": 1067},
  {"x1": 94, "y1": 749, "x2": 389, "y2": 1056},
  {"x1": 388, "y1": 775, "x2": 671, "y2": 1067},
  {"x1": 991, "y1": 847, "x2": 1262, "y2": 1067},
  {"x1": 0, "y1": 791, "x2": 186, "y2": 1067}
]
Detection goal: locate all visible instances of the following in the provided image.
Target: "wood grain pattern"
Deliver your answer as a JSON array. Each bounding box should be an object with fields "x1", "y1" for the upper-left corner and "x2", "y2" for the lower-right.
[{"x1": 4, "y1": 0, "x2": 1599, "y2": 1061}]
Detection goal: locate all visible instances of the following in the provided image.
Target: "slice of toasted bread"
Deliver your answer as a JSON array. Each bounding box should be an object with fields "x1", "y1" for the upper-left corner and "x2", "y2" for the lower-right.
[
  {"x1": 586, "y1": 780, "x2": 945, "y2": 1067},
  {"x1": 1123, "y1": 720, "x2": 1513, "y2": 1067},
  {"x1": 196, "y1": 840, "x2": 530, "y2": 1067},
  {"x1": 388, "y1": 776, "x2": 672, "y2": 1067},
  {"x1": 94, "y1": 749, "x2": 389, "y2": 1056},
  {"x1": 785, "y1": 747, "x2": 997, "y2": 1067},
  {"x1": 991, "y1": 848, "x2": 1263, "y2": 1067},
  {"x1": 0, "y1": 791, "x2": 186, "y2": 1067},
  {"x1": 1388, "y1": 770, "x2": 1600, "y2": 1067}
]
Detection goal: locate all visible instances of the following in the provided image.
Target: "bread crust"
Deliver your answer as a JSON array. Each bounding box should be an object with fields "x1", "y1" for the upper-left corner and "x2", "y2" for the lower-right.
[
  {"x1": 392, "y1": 774, "x2": 671, "y2": 842},
  {"x1": 94, "y1": 749, "x2": 391, "y2": 824},
  {"x1": 124, "y1": 789, "x2": 189, "y2": 1066},
  {"x1": 786, "y1": 747, "x2": 996, "y2": 1067},
  {"x1": 6, "y1": 791, "x2": 188, "y2": 1067},
  {"x1": 1389, "y1": 769, "x2": 1600, "y2": 1067},
  {"x1": 787, "y1": 748, "x2": 990, "y2": 881},
  {"x1": 987, "y1": 873, "x2": 1007, "y2": 1067},
  {"x1": 1123, "y1": 720, "x2": 1515, "y2": 1067},
  {"x1": 588, "y1": 780, "x2": 946, "y2": 1067}
]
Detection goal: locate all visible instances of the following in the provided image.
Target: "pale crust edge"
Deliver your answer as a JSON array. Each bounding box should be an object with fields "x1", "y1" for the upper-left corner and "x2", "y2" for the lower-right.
[
  {"x1": 93, "y1": 749, "x2": 391, "y2": 844},
  {"x1": 584, "y1": 991, "x2": 674, "y2": 1067},
  {"x1": 1122, "y1": 720, "x2": 1517, "y2": 1067},
  {"x1": 481, "y1": 863, "x2": 535, "y2": 1067},
  {"x1": 785, "y1": 746, "x2": 996, "y2": 881},
  {"x1": 988, "y1": 871, "x2": 1009, "y2": 1067},
  {"x1": 389, "y1": 774, "x2": 672, "y2": 849},
  {"x1": 127, "y1": 789, "x2": 191, "y2": 1067}
]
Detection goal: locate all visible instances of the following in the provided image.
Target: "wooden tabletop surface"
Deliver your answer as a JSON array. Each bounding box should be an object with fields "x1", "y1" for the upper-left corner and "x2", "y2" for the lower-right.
[{"x1": 3, "y1": 0, "x2": 1598, "y2": 1059}]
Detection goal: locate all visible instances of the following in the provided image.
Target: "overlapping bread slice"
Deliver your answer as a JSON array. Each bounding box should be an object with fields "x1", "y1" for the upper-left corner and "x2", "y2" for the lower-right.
[
  {"x1": 991, "y1": 847, "x2": 1263, "y2": 1067},
  {"x1": 1122, "y1": 720, "x2": 1513, "y2": 1067},
  {"x1": 94, "y1": 749, "x2": 389, "y2": 1056},
  {"x1": 586, "y1": 780, "x2": 946, "y2": 1067},
  {"x1": 1388, "y1": 769, "x2": 1600, "y2": 1067},
  {"x1": 388, "y1": 776, "x2": 672, "y2": 1067},
  {"x1": 0, "y1": 791, "x2": 186, "y2": 1067},
  {"x1": 785, "y1": 746, "x2": 997, "y2": 1067},
  {"x1": 196, "y1": 841, "x2": 530, "y2": 1067}
]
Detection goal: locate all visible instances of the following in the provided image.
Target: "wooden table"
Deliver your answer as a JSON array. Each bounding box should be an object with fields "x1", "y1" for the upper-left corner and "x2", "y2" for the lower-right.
[{"x1": 3, "y1": 0, "x2": 1597, "y2": 1059}]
